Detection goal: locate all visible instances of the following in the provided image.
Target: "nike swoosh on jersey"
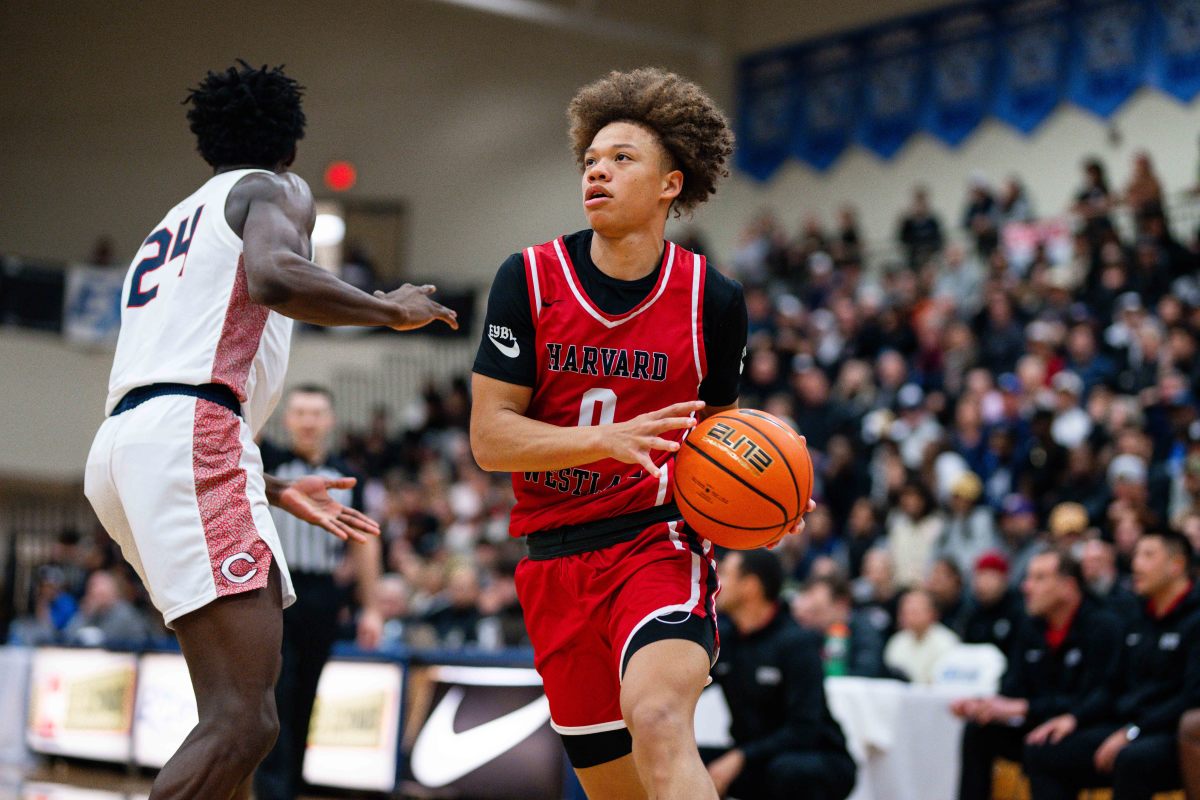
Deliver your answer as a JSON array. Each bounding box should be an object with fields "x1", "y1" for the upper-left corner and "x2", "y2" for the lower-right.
[
  {"x1": 410, "y1": 687, "x2": 551, "y2": 787},
  {"x1": 489, "y1": 335, "x2": 520, "y2": 358}
]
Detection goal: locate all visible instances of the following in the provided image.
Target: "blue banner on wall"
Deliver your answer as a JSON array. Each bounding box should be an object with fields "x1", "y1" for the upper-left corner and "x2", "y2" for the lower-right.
[
  {"x1": 1147, "y1": 0, "x2": 1200, "y2": 101},
  {"x1": 1067, "y1": 0, "x2": 1152, "y2": 117},
  {"x1": 736, "y1": 50, "x2": 802, "y2": 182},
  {"x1": 924, "y1": 10, "x2": 998, "y2": 147},
  {"x1": 857, "y1": 26, "x2": 928, "y2": 160},
  {"x1": 793, "y1": 41, "x2": 859, "y2": 171},
  {"x1": 734, "y1": 0, "x2": 1200, "y2": 179},
  {"x1": 994, "y1": 0, "x2": 1070, "y2": 135}
]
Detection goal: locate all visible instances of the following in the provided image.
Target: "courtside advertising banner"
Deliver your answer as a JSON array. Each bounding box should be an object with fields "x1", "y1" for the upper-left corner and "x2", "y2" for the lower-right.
[
  {"x1": 302, "y1": 660, "x2": 403, "y2": 792},
  {"x1": 132, "y1": 653, "x2": 197, "y2": 769},
  {"x1": 406, "y1": 665, "x2": 559, "y2": 799},
  {"x1": 26, "y1": 648, "x2": 136, "y2": 763},
  {"x1": 21, "y1": 784, "x2": 127, "y2": 800}
]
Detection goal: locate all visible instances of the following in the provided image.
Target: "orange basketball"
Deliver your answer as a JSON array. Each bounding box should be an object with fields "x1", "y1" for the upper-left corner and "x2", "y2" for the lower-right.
[{"x1": 672, "y1": 409, "x2": 813, "y2": 549}]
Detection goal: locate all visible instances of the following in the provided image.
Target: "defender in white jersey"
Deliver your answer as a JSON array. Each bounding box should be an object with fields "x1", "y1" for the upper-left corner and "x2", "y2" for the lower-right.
[{"x1": 83, "y1": 62, "x2": 457, "y2": 800}]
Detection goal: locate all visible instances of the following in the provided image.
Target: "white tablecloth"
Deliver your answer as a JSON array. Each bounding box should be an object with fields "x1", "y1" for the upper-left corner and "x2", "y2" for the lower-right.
[
  {"x1": 695, "y1": 676, "x2": 965, "y2": 800},
  {"x1": 826, "y1": 677, "x2": 964, "y2": 800},
  {"x1": 0, "y1": 646, "x2": 34, "y2": 775}
]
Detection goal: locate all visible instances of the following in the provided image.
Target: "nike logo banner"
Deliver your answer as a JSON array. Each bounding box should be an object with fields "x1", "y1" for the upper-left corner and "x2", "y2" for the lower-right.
[{"x1": 407, "y1": 667, "x2": 562, "y2": 798}]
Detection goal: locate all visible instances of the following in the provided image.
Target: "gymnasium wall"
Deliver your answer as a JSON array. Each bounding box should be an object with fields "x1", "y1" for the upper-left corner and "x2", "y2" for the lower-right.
[{"x1": 5, "y1": 0, "x2": 1200, "y2": 480}]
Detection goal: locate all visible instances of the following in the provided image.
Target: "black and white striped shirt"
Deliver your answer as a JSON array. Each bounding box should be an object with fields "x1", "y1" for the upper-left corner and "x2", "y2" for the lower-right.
[{"x1": 262, "y1": 442, "x2": 364, "y2": 576}]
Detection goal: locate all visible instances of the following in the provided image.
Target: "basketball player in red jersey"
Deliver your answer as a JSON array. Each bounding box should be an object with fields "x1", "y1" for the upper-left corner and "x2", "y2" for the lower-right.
[{"x1": 471, "y1": 69, "x2": 810, "y2": 799}]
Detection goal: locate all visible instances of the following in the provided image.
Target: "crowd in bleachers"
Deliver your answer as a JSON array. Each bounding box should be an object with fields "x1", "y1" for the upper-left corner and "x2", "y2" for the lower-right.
[{"x1": 12, "y1": 150, "x2": 1200, "y2": 662}]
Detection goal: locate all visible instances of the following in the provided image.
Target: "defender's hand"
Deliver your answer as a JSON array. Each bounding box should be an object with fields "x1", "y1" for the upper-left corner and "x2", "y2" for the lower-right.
[
  {"x1": 603, "y1": 400, "x2": 704, "y2": 478},
  {"x1": 278, "y1": 476, "x2": 381, "y2": 543},
  {"x1": 376, "y1": 284, "x2": 458, "y2": 331}
]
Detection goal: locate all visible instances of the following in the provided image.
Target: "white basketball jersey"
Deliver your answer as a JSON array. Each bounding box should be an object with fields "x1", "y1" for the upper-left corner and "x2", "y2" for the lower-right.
[{"x1": 105, "y1": 169, "x2": 295, "y2": 434}]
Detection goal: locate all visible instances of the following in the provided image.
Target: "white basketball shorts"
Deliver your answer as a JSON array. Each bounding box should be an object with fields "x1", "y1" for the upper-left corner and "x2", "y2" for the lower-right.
[{"x1": 84, "y1": 394, "x2": 295, "y2": 627}]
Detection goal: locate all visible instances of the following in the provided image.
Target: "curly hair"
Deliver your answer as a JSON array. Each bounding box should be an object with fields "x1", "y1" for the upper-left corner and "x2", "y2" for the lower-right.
[
  {"x1": 184, "y1": 60, "x2": 306, "y2": 169},
  {"x1": 568, "y1": 68, "x2": 734, "y2": 215}
]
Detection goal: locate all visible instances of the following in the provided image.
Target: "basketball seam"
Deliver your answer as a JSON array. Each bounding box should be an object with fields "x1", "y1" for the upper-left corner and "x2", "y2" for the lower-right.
[
  {"x1": 681, "y1": 438, "x2": 789, "y2": 521},
  {"x1": 726, "y1": 412, "x2": 803, "y2": 511},
  {"x1": 675, "y1": 489, "x2": 790, "y2": 531}
]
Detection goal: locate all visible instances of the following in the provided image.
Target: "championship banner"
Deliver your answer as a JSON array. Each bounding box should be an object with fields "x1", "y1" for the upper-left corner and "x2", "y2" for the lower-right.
[
  {"x1": 302, "y1": 660, "x2": 403, "y2": 792},
  {"x1": 736, "y1": 49, "x2": 802, "y2": 181},
  {"x1": 793, "y1": 41, "x2": 860, "y2": 171},
  {"x1": 856, "y1": 25, "x2": 928, "y2": 160},
  {"x1": 132, "y1": 653, "x2": 197, "y2": 769},
  {"x1": 405, "y1": 665, "x2": 559, "y2": 800},
  {"x1": 994, "y1": 0, "x2": 1070, "y2": 134},
  {"x1": 1147, "y1": 0, "x2": 1200, "y2": 102},
  {"x1": 62, "y1": 266, "x2": 123, "y2": 347},
  {"x1": 26, "y1": 648, "x2": 136, "y2": 763},
  {"x1": 1066, "y1": 0, "x2": 1152, "y2": 118},
  {"x1": 923, "y1": 9, "x2": 997, "y2": 147}
]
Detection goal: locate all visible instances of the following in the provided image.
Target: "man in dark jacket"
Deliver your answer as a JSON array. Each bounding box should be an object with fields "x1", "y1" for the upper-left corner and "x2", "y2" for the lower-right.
[
  {"x1": 709, "y1": 550, "x2": 856, "y2": 800},
  {"x1": 960, "y1": 551, "x2": 1025, "y2": 653},
  {"x1": 952, "y1": 549, "x2": 1121, "y2": 800},
  {"x1": 1023, "y1": 531, "x2": 1200, "y2": 800}
]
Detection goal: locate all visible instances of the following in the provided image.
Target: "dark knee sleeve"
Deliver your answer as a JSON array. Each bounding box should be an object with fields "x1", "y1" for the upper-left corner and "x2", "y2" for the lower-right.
[{"x1": 560, "y1": 727, "x2": 633, "y2": 769}]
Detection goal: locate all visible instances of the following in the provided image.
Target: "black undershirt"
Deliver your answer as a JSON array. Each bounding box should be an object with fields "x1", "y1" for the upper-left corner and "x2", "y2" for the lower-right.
[{"x1": 472, "y1": 229, "x2": 746, "y2": 405}]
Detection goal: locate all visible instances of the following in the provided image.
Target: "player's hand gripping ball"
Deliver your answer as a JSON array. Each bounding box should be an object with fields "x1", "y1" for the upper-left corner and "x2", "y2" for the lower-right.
[{"x1": 673, "y1": 409, "x2": 813, "y2": 549}]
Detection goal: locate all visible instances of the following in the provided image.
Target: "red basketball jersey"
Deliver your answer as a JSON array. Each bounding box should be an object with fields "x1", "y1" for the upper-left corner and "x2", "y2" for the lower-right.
[{"x1": 509, "y1": 237, "x2": 708, "y2": 536}]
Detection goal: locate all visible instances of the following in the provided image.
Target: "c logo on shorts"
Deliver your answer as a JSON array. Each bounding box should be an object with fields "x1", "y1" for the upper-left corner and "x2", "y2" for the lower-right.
[{"x1": 221, "y1": 552, "x2": 258, "y2": 584}]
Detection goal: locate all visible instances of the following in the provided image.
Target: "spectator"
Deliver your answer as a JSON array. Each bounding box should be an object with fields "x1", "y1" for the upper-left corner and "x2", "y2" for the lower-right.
[
  {"x1": 884, "y1": 589, "x2": 961, "y2": 684},
  {"x1": 926, "y1": 557, "x2": 970, "y2": 635},
  {"x1": 933, "y1": 243, "x2": 985, "y2": 318},
  {"x1": 997, "y1": 494, "x2": 1042, "y2": 588},
  {"x1": 997, "y1": 176, "x2": 1034, "y2": 227},
  {"x1": 952, "y1": 550, "x2": 1121, "y2": 800},
  {"x1": 1046, "y1": 501, "x2": 1090, "y2": 556},
  {"x1": 1049, "y1": 372, "x2": 1093, "y2": 449},
  {"x1": 64, "y1": 570, "x2": 152, "y2": 647},
  {"x1": 1073, "y1": 157, "x2": 1114, "y2": 240},
  {"x1": 1122, "y1": 151, "x2": 1164, "y2": 222},
  {"x1": 898, "y1": 186, "x2": 945, "y2": 269},
  {"x1": 844, "y1": 498, "x2": 883, "y2": 579},
  {"x1": 422, "y1": 563, "x2": 485, "y2": 647},
  {"x1": 886, "y1": 480, "x2": 945, "y2": 589},
  {"x1": 793, "y1": 575, "x2": 887, "y2": 678},
  {"x1": 7, "y1": 566, "x2": 77, "y2": 645},
  {"x1": 962, "y1": 173, "x2": 999, "y2": 256},
  {"x1": 936, "y1": 471, "x2": 999, "y2": 582},
  {"x1": 854, "y1": 547, "x2": 900, "y2": 639},
  {"x1": 375, "y1": 573, "x2": 411, "y2": 648},
  {"x1": 960, "y1": 551, "x2": 1024, "y2": 652},
  {"x1": 1079, "y1": 538, "x2": 1139, "y2": 625},
  {"x1": 892, "y1": 384, "x2": 944, "y2": 470},
  {"x1": 1023, "y1": 531, "x2": 1200, "y2": 800},
  {"x1": 710, "y1": 550, "x2": 856, "y2": 800}
]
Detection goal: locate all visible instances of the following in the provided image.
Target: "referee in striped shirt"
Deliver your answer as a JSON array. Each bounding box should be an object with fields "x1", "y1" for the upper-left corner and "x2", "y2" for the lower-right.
[{"x1": 254, "y1": 385, "x2": 382, "y2": 800}]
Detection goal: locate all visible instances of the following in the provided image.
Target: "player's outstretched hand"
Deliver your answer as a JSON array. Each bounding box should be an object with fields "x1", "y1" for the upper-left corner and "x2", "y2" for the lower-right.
[
  {"x1": 605, "y1": 400, "x2": 705, "y2": 478},
  {"x1": 375, "y1": 284, "x2": 459, "y2": 331},
  {"x1": 278, "y1": 476, "x2": 381, "y2": 543}
]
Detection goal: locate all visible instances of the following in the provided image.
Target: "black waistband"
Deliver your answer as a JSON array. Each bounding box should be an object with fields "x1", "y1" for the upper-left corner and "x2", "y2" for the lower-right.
[
  {"x1": 525, "y1": 501, "x2": 684, "y2": 560},
  {"x1": 112, "y1": 383, "x2": 242, "y2": 418}
]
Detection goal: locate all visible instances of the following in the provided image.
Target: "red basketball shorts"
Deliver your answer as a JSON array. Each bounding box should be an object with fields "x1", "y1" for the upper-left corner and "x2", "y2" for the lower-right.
[{"x1": 514, "y1": 522, "x2": 719, "y2": 744}]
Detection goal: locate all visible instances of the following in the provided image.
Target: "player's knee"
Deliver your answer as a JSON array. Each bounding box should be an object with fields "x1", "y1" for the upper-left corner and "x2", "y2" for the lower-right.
[{"x1": 625, "y1": 695, "x2": 690, "y2": 746}]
